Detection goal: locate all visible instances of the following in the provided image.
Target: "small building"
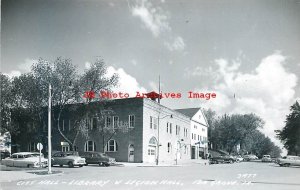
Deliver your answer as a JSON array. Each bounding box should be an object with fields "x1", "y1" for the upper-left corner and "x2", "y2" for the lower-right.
[{"x1": 175, "y1": 108, "x2": 209, "y2": 159}]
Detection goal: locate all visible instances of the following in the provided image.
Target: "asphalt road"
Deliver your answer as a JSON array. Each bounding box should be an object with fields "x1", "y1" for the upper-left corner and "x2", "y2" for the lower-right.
[{"x1": 1, "y1": 161, "x2": 299, "y2": 190}]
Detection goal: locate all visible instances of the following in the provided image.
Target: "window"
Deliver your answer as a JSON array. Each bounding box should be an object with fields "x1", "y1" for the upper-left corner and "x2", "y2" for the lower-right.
[
  {"x1": 192, "y1": 133, "x2": 193, "y2": 139},
  {"x1": 113, "y1": 116, "x2": 119, "y2": 129},
  {"x1": 150, "y1": 116, "x2": 153, "y2": 129},
  {"x1": 28, "y1": 142, "x2": 36, "y2": 152},
  {"x1": 170, "y1": 123, "x2": 172, "y2": 134},
  {"x1": 176, "y1": 125, "x2": 180, "y2": 135},
  {"x1": 184, "y1": 128, "x2": 188, "y2": 137},
  {"x1": 84, "y1": 140, "x2": 96, "y2": 152},
  {"x1": 194, "y1": 125, "x2": 197, "y2": 129},
  {"x1": 62, "y1": 145, "x2": 70, "y2": 152},
  {"x1": 198, "y1": 135, "x2": 200, "y2": 141},
  {"x1": 86, "y1": 117, "x2": 91, "y2": 129},
  {"x1": 105, "y1": 116, "x2": 112, "y2": 128},
  {"x1": 92, "y1": 118, "x2": 97, "y2": 130},
  {"x1": 150, "y1": 116, "x2": 158, "y2": 129},
  {"x1": 166, "y1": 122, "x2": 169, "y2": 133},
  {"x1": 154, "y1": 117, "x2": 158, "y2": 129},
  {"x1": 200, "y1": 136, "x2": 202, "y2": 142},
  {"x1": 202, "y1": 128, "x2": 205, "y2": 132},
  {"x1": 106, "y1": 139, "x2": 118, "y2": 152},
  {"x1": 167, "y1": 142, "x2": 171, "y2": 153},
  {"x1": 194, "y1": 134, "x2": 196, "y2": 140},
  {"x1": 129, "y1": 115, "x2": 135, "y2": 128},
  {"x1": 68, "y1": 120, "x2": 71, "y2": 131}
]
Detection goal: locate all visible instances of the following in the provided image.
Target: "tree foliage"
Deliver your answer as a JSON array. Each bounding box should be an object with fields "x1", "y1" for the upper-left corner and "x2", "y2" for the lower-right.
[{"x1": 277, "y1": 101, "x2": 300, "y2": 155}]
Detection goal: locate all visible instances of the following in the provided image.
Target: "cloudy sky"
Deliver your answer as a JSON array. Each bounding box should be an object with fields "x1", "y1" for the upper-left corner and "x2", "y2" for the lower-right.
[{"x1": 1, "y1": 0, "x2": 300, "y2": 148}]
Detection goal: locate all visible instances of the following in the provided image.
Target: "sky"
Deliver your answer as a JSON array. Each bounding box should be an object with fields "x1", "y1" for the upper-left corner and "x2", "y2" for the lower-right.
[{"x1": 1, "y1": 0, "x2": 300, "y2": 150}]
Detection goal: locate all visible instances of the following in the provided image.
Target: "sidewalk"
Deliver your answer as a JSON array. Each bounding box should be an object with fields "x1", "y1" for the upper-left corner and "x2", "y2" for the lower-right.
[{"x1": 117, "y1": 159, "x2": 209, "y2": 167}]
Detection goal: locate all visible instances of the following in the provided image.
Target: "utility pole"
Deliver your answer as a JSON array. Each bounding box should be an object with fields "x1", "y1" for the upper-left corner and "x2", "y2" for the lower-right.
[{"x1": 48, "y1": 84, "x2": 52, "y2": 174}]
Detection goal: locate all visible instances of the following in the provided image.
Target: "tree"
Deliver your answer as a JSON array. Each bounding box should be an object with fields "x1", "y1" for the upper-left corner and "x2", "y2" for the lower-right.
[{"x1": 277, "y1": 101, "x2": 300, "y2": 155}]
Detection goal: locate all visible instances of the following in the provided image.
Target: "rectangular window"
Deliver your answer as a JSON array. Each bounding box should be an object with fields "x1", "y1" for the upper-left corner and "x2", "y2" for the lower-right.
[
  {"x1": 154, "y1": 117, "x2": 158, "y2": 129},
  {"x1": 105, "y1": 116, "x2": 112, "y2": 128},
  {"x1": 150, "y1": 116, "x2": 153, "y2": 129},
  {"x1": 192, "y1": 133, "x2": 193, "y2": 139},
  {"x1": 92, "y1": 117, "x2": 97, "y2": 130},
  {"x1": 170, "y1": 123, "x2": 172, "y2": 134},
  {"x1": 113, "y1": 116, "x2": 119, "y2": 129},
  {"x1": 68, "y1": 120, "x2": 71, "y2": 131},
  {"x1": 129, "y1": 115, "x2": 135, "y2": 128},
  {"x1": 167, "y1": 122, "x2": 169, "y2": 133},
  {"x1": 198, "y1": 135, "x2": 200, "y2": 141},
  {"x1": 194, "y1": 134, "x2": 196, "y2": 140},
  {"x1": 194, "y1": 125, "x2": 197, "y2": 129},
  {"x1": 202, "y1": 128, "x2": 205, "y2": 132},
  {"x1": 176, "y1": 125, "x2": 178, "y2": 135}
]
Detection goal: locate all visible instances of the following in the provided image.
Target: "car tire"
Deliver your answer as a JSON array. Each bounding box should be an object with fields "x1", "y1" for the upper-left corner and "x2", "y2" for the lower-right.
[
  {"x1": 60, "y1": 165, "x2": 63, "y2": 167},
  {"x1": 105, "y1": 163, "x2": 110, "y2": 167},
  {"x1": 79, "y1": 165, "x2": 83, "y2": 167},
  {"x1": 68, "y1": 162, "x2": 74, "y2": 168},
  {"x1": 229, "y1": 160, "x2": 233, "y2": 164},
  {"x1": 85, "y1": 163, "x2": 88, "y2": 166},
  {"x1": 283, "y1": 163, "x2": 290, "y2": 167},
  {"x1": 27, "y1": 164, "x2": 34, "y2": 168}
]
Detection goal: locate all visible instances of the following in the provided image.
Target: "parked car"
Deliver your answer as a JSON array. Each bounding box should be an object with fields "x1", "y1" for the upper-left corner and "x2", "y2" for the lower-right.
[
  {"x1": 262, "y1": 155, "x2": 272, "y2": 162},
  {"x1": 2, "y1": 152, "x2": 47, "y2": 168},
  {"x1": 235, "y1": 155, "x2": 244, "y2": 162},
  {"x1": 277, "y1": 155, "x2": 300, "y2": 167},
  {"x1": 1, "y1": 151, "x2": 10, "y2": 160},
  {"x1": 51, "y1": 151, "x2": 86, "y2": 168},
  {"x1": 243, "y1": 154, "x2": 258, "y2": 161},
  {"x1": 209, "y1": 154, "x2": 236, "y2": 164},
  {"x1": 79, "y1": 152, "x2": 116, "y2": 166}
]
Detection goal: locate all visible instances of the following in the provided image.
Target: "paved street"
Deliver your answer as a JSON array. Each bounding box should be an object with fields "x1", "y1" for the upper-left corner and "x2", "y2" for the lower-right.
[{"x1": 1, "y1": 161, "x2": 299, "y2": 190}]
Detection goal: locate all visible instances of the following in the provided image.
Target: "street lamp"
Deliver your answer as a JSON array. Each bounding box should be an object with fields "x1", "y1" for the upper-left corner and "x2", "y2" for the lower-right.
[
  {"x1": 48, "y1": 84, "x2": 52, "y2": 174},
  {"x1": 156, "y1": 114, "x2": 173, "y2": 165}
]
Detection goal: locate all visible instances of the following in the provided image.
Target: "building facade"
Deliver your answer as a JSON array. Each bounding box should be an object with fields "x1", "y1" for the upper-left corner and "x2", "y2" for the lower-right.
[
  {"x1": 14, "y1": 98, "x2": 208, "y2": 164},
  {"x1": 176, "y1": 108, "x2": 209, "y2": 159}
]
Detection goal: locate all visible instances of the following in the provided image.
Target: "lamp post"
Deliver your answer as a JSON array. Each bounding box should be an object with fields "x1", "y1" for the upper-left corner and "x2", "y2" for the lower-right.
[
  {"x1": 156, "y1": 114, "x2": 173, "y2": 165},
  {"x1": 48, "y1": 84, "x2": 52, "y2": 174}
]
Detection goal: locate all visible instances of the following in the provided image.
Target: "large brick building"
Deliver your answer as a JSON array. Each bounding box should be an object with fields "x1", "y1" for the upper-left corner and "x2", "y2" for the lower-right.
[{"x1": 15, "y1": 98, "x2": 208, "y2": 164}]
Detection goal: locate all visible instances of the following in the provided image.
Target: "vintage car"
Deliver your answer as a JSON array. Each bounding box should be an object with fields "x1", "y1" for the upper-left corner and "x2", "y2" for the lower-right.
[
  {"x1": 262, "y1": 155, "x2": 272, "y2": 162},
  {"x1": 51, "y1": 151, "x2": 86, "y2": 168},
  {"x1": 209, "y1": 154, "x2": 236, "y2": 164},
  {"x1": 243, "y1": 154, "x2": 258, "y2": 161},
  {"x1": 277, "y1": 155, "x2": 300, "y2": 167},
  {"x1": 79, "y1": 152, "x2": 116, "y2": 166},
  {"x1": 2, "y1": 152, "x2": 47, "y2": 168}
]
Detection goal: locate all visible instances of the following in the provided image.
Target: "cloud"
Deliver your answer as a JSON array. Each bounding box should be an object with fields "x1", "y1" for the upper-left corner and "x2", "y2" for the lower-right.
[
  {"x1": 18, "y1": 58, "x2": 37, "y2": 72},
  {"x1": 107, "y1": 66, "x2": 147, "y2": 97},
  {"x1": 131, "y1": 0, "x2": 170, "y2": 37},
  {"x1": 164, "y1": 36, "x2": 185, "y2": 51},
  {"x1": 130, "y1": 0, "x2": 186, "y2": 52},
  {"x1": 131, "y1": 59, "x2": 138, "y2": 66},
  {"x1": 3, "y1": 70, "x2": 21, "y2": 78},
  {"x1": 85, "y1": 62, "x2": 91, "y2": 69},
  {"x1": 195, "y1": 53, "x2": 298, "y2": 149}
]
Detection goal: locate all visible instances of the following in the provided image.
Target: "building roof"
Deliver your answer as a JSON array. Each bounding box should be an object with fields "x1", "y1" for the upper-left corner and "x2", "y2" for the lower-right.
[{"x1": 175, "y1": 108, "x2": 200, "y2": 118}]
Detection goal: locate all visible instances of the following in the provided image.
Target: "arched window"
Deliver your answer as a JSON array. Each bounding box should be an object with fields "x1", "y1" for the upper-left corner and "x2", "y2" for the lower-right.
[
  {"x1": 106, "y1": 139, "x2": 118, "y2": 152},
  {"x1": 84, "y1": 140, "x2": 96, "y2": 152},
  {"x1": 149, "y1": 137, "x2": 157, "y2": 146}
]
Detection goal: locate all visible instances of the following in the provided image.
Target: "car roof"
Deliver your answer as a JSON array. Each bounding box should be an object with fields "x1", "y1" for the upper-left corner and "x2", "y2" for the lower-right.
[{"x1": 12, "y1": 152, "x2": 40, "y2": 155}]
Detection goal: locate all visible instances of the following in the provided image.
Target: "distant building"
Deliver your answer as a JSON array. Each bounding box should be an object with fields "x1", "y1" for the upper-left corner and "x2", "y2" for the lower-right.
[{"x1": 175, "y1": 108, "x2": 209, "y2": 159}]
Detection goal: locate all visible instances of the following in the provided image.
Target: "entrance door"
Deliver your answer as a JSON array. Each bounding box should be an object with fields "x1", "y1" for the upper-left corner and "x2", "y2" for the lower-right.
[
  {"x1": 128, "y1": 144, "x2": 134, "y2": 162},
  {"x1": 191, "y1": 146, "x2": 196, "y2": 159},
  {"x1": 148, "y1": 146, "x2": 156, "y2": 163}
]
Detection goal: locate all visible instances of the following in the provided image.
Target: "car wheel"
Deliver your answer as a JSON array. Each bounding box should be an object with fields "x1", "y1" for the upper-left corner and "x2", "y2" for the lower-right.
[
  {"x1": 79, "y1": 165, "x2": 83, "y2": 167},
  {"x1": 229, "y1": 160, "x2": 233, "y2": 164},
  {"x1": 85, "y1": 163, "x2": 88, "y2": 166},
  {"x1": 283, "y1": 163, "x2": 290, "y2": 167},
  {"x1": 99, "y1": 162, "x2": 103, "y2": 166},
  {"x1": 279, "y1": 164, "x2": 283, "y2": 167},
  {"x1": 60, "y1": 165, "x2": 63, "y2": 167},
  {"x1": 105, "y1": 163, "x2": 110, "y2": 167},
  {"x1": 27, "y1": 164, "x2": 34, "y2": 168},
  {"x1": 68, "y1": 162, "x2": 74, "y2": 168}
]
